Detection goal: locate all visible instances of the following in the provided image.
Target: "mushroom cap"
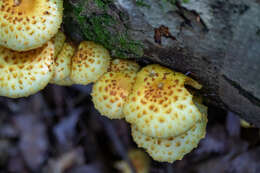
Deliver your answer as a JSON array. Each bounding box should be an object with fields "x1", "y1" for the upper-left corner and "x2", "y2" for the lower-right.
[
  {"x1": 123, "y1": 64, "x2": 202, "y2": 138},
  {"x1": 92, "y1": 71, "x2": 137, "y2": 119},
  {"x1": 50, "y1": 42, "x2": 75, "y2": 84},
  {"x1": 53, "y1": 77, "x2": 74, "y2": 86},
  {"x1": 0, "y1": 41, "x2": 55, "y2": 98},
  {"x1": 70, "y1": 41, "x2": 111, "y2": 85},
  {"x1": 0, "y1": 0, "x2": 63, "y2": 51},
  {"x1": 131, "y1": 112, "x2": 207, "y2": 163},
  {"x1": 115, "y1": 149, "x2": 150, "y2": 173},
  {"x1": 110, "y1": 59, "x2": 140, "y2": 72},
  {"x1": 53, "y1": 31, "x2": 66, "y2": 57}
]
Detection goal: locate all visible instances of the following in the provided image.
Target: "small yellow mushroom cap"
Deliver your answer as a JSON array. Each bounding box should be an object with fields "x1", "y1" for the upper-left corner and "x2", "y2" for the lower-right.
[
  {"x1": 123, "y1": 64, "x2": 202, "y2": 138},
  {"x1": 50, "y1": 42, "x2": 75, "y2": 84},
  {"x1": 240, "y1": 119, "x2": 254, "y2": 128},
  {"x1": 53, "y1": 31, "x2": 66, "y2": 57},
  {"x1": 0, "y1": 41, "x2": 55, "y2": 98},
  {"x1": 92, "y1": 71, "x2": 137, "y2": 119},
  {"x1": 110, "y1": 59, "x2": 140, "y2": 72},
  {"x1": 70, "y1": 41, "x2": 111, "y2": 85},
  {"x1": 131, "y1": 113, "x2": 207, "y2": 163},
  {"x1": 0, "y1": 0, "x2": 63, "y2": 51},
  {"x1": 115, "y1": 149, "x2": 150, "y2": 173}
]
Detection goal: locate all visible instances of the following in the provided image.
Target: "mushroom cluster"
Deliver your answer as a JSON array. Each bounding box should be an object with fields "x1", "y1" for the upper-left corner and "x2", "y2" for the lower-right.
[
  {"x1": 0, "y1": 2, "x2": 207, "y2": 163},
  {"x1": 92, "y1": 63, "x2": 207, "y2": 163}
]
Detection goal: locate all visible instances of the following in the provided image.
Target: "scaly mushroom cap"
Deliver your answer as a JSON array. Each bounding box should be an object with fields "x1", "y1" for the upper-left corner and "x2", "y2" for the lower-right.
[
  {"x1": 70, "y1": 41, "x2": 111, "y2": 85},
  {"x1": 0, "y1": 0, "x2": 63, "y2": 51},
  {"x1": 0, "y1": 41, "x2": 55, "y2": 98},
  {"x1": 53, "y1": 31, "x2": 66, "y2": 57},
  {"x1": 131, "y1": 110, "x2": 207, "y2": 163},
  {"x1": 50, "y1": 42, "x2": 75, "y2": 84},
  {"x1": 92, "y1": 71, "x2": 137, "y2": 119},
  {"x1": 123, "y1": 64, "x2": 202, "y2": 138},
  {"x1": 110, "y1": 59, "x2": 140, "y2": 72}
]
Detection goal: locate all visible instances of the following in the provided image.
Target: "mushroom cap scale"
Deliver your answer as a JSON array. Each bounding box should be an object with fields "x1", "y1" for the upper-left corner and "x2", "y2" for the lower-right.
[
  {"x1": 110, "y1": 59, "x2": 140, "y2": 73},
  {"x1": 0, "y1": 41, "x2": 55, "y2": 98},
  {"x1": 123, "y1": 64, "x2": 202, "y2": 138},
  {"x1": 92, "y1": 71, "x2": 137, "y2": 119},
  {"x1": 0, "y1": 0, "x2": 63, "y2": 51},
  {"x1": 50, "y1": 42, "x2": 75, "y2": 83},
  {"x1": 70, "y1": 41, "x2": 111, "y2": 85},
  {"x1": 131, "y1": 113, "x2": 207, "y2": 163}
]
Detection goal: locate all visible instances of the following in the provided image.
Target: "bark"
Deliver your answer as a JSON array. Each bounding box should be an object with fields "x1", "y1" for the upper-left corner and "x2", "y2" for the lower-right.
[{"x1": 63, "y1": 0, "x2": 260, "y2": 126}]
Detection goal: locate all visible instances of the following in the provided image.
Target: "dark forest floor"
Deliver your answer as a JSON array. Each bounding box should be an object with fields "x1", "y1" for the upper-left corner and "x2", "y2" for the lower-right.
[{"x1": 0, "y1": 84, "x2": 259, "y2": 173}]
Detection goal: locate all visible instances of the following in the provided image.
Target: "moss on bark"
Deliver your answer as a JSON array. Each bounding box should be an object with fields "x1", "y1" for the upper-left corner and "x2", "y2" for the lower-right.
[{"x1": 63, "y1": 0, "x2": 144, "y2": 58}]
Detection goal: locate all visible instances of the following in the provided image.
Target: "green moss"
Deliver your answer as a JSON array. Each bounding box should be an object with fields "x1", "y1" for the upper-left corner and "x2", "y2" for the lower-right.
[
  {"x1": 64, "y1": 0, "x2": 143, "y2": 58},
  {"x1": 136, "y1": 0, "x2": 150, "y2": 8}
]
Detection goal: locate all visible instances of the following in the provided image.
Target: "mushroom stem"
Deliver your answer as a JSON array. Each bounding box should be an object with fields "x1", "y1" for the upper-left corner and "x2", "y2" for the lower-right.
[{"x1": 13, "y1": 0, "x2": 21, "y2": 6}]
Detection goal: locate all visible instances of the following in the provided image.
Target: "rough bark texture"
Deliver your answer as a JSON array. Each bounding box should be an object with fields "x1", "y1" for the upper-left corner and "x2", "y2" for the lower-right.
[{"x1": 63, "y1": 0, "x2": 260, "y2": 126}]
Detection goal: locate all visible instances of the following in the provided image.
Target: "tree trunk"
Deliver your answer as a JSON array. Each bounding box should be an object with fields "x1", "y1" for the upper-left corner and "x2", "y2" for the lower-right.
[{"x1": 63, "y1": 0, "x2": 260, "y2": 126}]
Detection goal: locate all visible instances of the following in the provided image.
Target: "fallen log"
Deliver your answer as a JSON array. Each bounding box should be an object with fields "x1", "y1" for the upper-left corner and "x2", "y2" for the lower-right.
[{"x1": 63, "y1": 0, "x2": 260, "y2": 126}]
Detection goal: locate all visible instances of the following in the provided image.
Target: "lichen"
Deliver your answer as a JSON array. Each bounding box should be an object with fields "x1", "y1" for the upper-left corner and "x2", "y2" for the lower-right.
[{"x1": 63, "y1": 0, "x2": 144, "y2": 58}]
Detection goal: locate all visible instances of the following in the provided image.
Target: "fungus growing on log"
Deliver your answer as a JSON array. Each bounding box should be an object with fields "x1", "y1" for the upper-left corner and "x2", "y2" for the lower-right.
[
  {"x1": 110, "y1": 59, "x2": 140, "y2": 72},
  {"x1": 70, "y1": 41, "x2": 110, "y2": 85},
  {"x1": 92, "y1": 71, "x2": 137, "y2": 119},
  {"x1": 0, "y1": 41, "x2": 55, "y2": 98},
  {"x1": 92, "y1": 59, "x2": 139, "y2": 119},
  {"x1": 123, "y1": 64, "x2": 202, "y2": 138},
  {"x1": 53, "y1": 31, "x2": 66, "y2": 57},
  {"x1": 51, "y1": 42, "x2": 75, "y2": 85},
  {"x1": 131, "y1": 103, "x2": 207, "y2": 163},
  {"x1": 0, "y1": 0, "x2": 63, "y2": 51}
]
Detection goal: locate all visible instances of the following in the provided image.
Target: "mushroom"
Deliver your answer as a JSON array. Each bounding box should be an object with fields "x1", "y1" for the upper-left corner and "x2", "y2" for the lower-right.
[
  {"x1": 0, "y1": 0, "x2": 63, "y2": 51},
  {"x1": 115, "y1": 149, "x2": 150, "y2": 173},
  {"x1": 131, "y1": 103, "x2": 207, "y2": 163},
  {"x1": 123, "y1": 64, "x2": 203, "y2": 138},
  {"x1": 110, "y1": 59, "x2": 140, "y2": 72},
  {"x1": 50, "y1": 42, "x2": 76, "y2": 85},
  {"x1": 70, "y1": 41, "x2": 111, "y2": 85},
  {"x1": 92, "y1": 71, "x2": 137, "y2": 119},
  {"x1": 92, "y1": 59, "x2": 139, "y2": 119},
  {"x1": 0, "y1": 41, "x2": 55, "y2": 98},
  {"x1": 53, "y1": 31, "x2": 66, "y2": 57}
]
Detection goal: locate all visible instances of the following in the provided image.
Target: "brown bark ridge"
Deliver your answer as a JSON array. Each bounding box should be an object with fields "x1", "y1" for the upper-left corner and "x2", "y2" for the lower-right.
[{"x1": 63, "y1": 0, "x2": 260, "y2": 126}]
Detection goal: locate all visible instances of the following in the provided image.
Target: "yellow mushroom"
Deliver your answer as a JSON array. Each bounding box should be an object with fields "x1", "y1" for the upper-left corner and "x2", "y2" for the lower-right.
[
  {"x1": 131, "y1": 103, "x2": 207, "y2": 163},
  {"x1": 0, "y1": 41, "x2": 55, "y2": 98},
  {"x1": 0, "y1": 0, "x2": 63, "y2": 51},
  {"x1": 115, "y1": 149, "x2": 150, "y2": 173},
  {"x1": 123, "y1": 64, "x2": 202, "y2": 138},
  {"x1": 53, "y1": 31, "x2": 66, "y2": 57},
  {"x1": 50, "y1": 42, "x2": 76, "y2": 84},
  {"x1": 92, "y1": 71, "x2": 137, "y2": 119},
  {"x1": 110, "y1": 59, "x2": 140, "y2": 72},
  {"x1": 70, "y1": 41, "x2": 111, "y2": 85}
]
